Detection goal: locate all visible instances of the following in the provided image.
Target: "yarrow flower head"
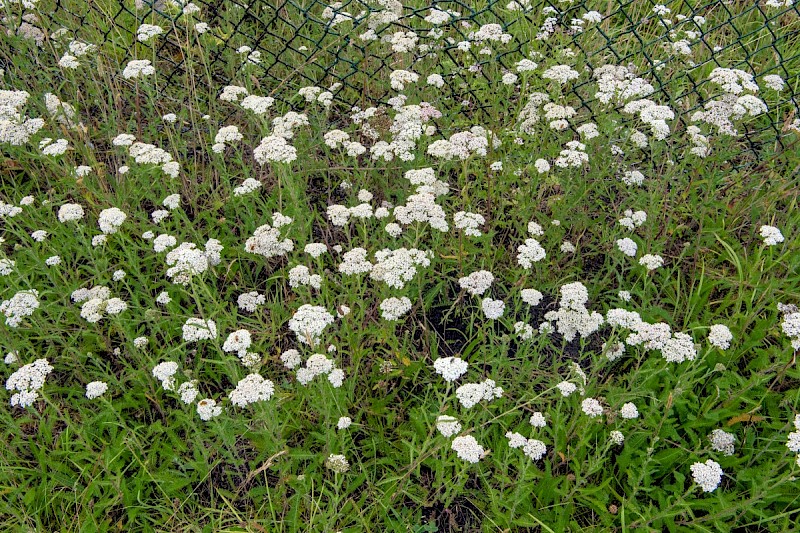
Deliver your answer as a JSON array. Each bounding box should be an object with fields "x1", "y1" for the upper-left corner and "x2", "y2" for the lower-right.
[
  {"x1": 436, "y1": 415, "x2": 462, "y2": 437},
  {"x1": 451, "y1": 435, "x2": 485, "y2": 463},
  {"x1": 708, "y1": 324, "x2": 733, "y2": 349},
  {"x1": 326, "y1": 454, "x2": 350, "y2": 473},
  {"x1": 182, "y1": 318, "x2": 218, "y2": 342},
  {"x1": 620, "y1": 402, "x2": 639, "y2": 419},
  {"x1": 581, "y1": 398, "x2": 603, "y2": 417},
  {"x1": 228, "y1": 374, "x2": 275, "y2": 407},
  {"x1": 456, "y1": 379, "x2": 503, "y2": 409},
  {"x1": 517, "y1": 238, "x2": 546, "y2": 268},
  {"x1": 197, "y1": 398, "x2": 222, "y2": 421},
  {"x1": 86, "y1": 381, "x2": 108, "y2": 399},
  {"x1": 759, "y1": 225, "x2": 784, "y2": 246},
  {"x1": 639, "y1": 254, "x2": 664, "y2": 270},
  {"x1": 380, "y1": 296, "x2": 412, "y2": 321},
  {"x1": 58, "y1": 203, "x2": 84, "y2": 222},
  {"x1": 690, "y1": 460, "x2": 723, "y2": 493},
  {"x1": 709, "y1": 428, "x2": 736, "y2": 456},
  {"x1": 481, "y1": 297, "x2": 505, "y2": 319},
  {"x1": 556, "y1": 381, "x2": 577, "y2": 397},
  {"x1": 6, "y1": 358, "x2": 53, "y2": 407},
  {"x1": 152, "y1": 361, "x2": 179, "y2": 390},
  {"x1": 122, "y1": 59, "x2": 155, "y2": 79},
  {"x1": 459, "y1": 270, "x2": 495, "y2": 296},
  {"x1": 1, "y1": 290, "x2": 40, "y2": 327},
  {"x1": 98, "y1": 207, "x2": 127, "y2": 234},
  {"x1": 433, "y1": 357, "x2": 468, "y2": 382},
  {"x1": 288, "y1": 305, "x2": 335, "y2": 346}
]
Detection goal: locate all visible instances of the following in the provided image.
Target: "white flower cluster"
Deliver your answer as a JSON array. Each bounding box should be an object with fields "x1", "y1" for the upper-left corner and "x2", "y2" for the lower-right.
[
  {"x1": 240, "y1": 95, "x2": 275, "y2": 115},
  {"x1": 122, "y1": 59, "x2": 155, "y2": 79},
  {"x1": 178, "y1": 381, "x2": 200, "y2": 405},
  {"x1": 521, "y1": 288, "x2": 543, "y2": 307},
  {"x1": 427, "y1": 126, "x2": 499, "y2": 160},
  {"x1": 517, "y1": 238, "x2": 546, "y2": 268},
  {"x1": 528, "y1": 412, "x2": 546, "y2": 427},
  {"x1": 272, "y1": 111, "x2": 309, "y2": 139},
  {"x1": 136, "y1": 23, "x2": 164, "y2": 42},
  {"x1": 786, "y1": 415, "x2": 800, "y2": 457},
  {"x1": 688, "y1": 69, "x2": 766, "y2": 137},
  {"x1": 607, "y1": 307, "x2": 698, "y2": 363},
  {"x1": 554, "y1": 140, "x2": 589, "y2": 168},
  {"x1": 165, "y1": 240, "x2": 222, "y2": 285},
  {"x1": 436, "y1": 415, "x2": 462, "y2": 437},
  {"x1": 708, "y1": 324, "x2": 733, "y2": 349},
  {"x1": 616, "y1": 238, "x2": 638, "y2": 257},
  {"x1": 593, "y1": 65, "x2": 654, "y2": 105},
  {"x1": 622, "y1": 99, "x2": 674, "y2": 141},
  {"x1": 0, "y1": 90, "x2": 45, "y2": 146},
  {"x1": 222, "y1": 329, "x2": 258, "y2": 366},
  {"x1": 506, "y1": 431, "x2": 547, "y2": 460},
  {"x1": 759, "y1": 225, "x2": 784, "y2": 246},
  {"x1": 71, "y1": 285, "x2": 125, "y2": 322},
  {"x1": 639, "y1": 254, "x2": 664, "y2": 270},
  {"x1": 451, "y1": 435, "x2": 485, "y2": 463},
  {"x1": 620, "y1": 402, "x2": 639, "y2": 419},
  {"x1": 781, "y1": 308, "x2": 800, "y2": 350},
  {"x1": 5, "y1": 358, "x2": 53, "y2": 407},
  {"x1": 394, "y1": 192, "x2": 449, "y2": 232},
  {"x1": 481, "y1": 298, "x2": 505, "y2": 319},
  {"x1": 453, "y1": 211, "x2": 485, "y2": 237},
  {"x1": 380, "y1": 296, "x2": 412, "y2": 321},
  {"x1": 41, "y1": 138, "x2": 69, "y2": 156},
  {"x1": 288, "y1": 304, "x2": 335, "y2": 346},
  {"x1": 470, "y1": 23, "x2": 512, "y2": 43},
  {"x1": 542, "y1": 64, "x2": 580, "y2": 85},
  {"x1": 288, "y1": 265, "x2": 322, "y2": 290},
  {"x1": 228, "y1": 373, "x2": 275, "y2": 407},
  {"x1": 370, "y1": 248, "x2": 431, "y2": 289},
  {"x1": 455, "y1": 379, "x2": 503, "y2": 409},
  {"x1": 58, "y1": 203, "x2": 85, "y2": 222},
  {"x1": 433, "y1": 356, "x2": 468, "y2": 382},
  {"x1": 295, "y1": 353, "x2": 344, "y2": 388},
  {"x1": 621, "y1": 170, "x2": 645, "y2": 186},
  {"x1": 44, "y1": 93, "x2": 78, "y2": 128},
  {"x1": 219, "y1": 85, "x2": 248, "y2": 102},
  {"x1": 1, "y1": 289, "x2": 40, "y2": 327},
  {"x1": 459, "y1": 270, "x2": 494, "y2": 296},
  {"x1": 238, "y1": 291, "x2": 265, "y2": 313},
  {"x1": 619, "y1": 209, "x2": 647, "y2": 230},
  {"x1": 0, "y1": 258, "x2": 15, "y2": 275},
  {"x1": 709, "y1": 428, "x2": 736, "y2": 456},
  {"x1": 389, "y1": 69, "x2": 419, "y2": 91},
  {"x1": 253, "y1": 135, "x2": 296, "y2": 164},
  {"x1": 197, "y1": 399, "x2": 222, "y2": 421},
  {"x1": 152, "y1": 361, "x2": 179, "y2": 391},
  {"x1": 85, "y1": 381, "x2": 108, "y2": 400},
  {"x1": 182, "y1": 318, "x2": 218, "y2": 342},
  {"x1": 690, "y1": 460, "x2": 723, "y2": 492},
  {"x1": 326, "y1": 454, "x2": 350, "y2": 473},
  {"x1": 305, "y1": 243, "x2": 327, "y2": 258},
  {"x1": 244, "y1": 217, "x2": 294, "y2": 259},
  {"x1": 213, "y1": 125, "x2": 243, "y2": 153},
  {"x1": 581, "y1": 398, "x2": 603, "y2": 417},
  {"x1": 98, "y1": 207, "x2": 127, "y2": 234},
  {"x1": 543, "y1": 282, "x2": 604, "y2": 342},
  {"x1": 338, "y1": 248, "x2": 373, "y2": 275}
]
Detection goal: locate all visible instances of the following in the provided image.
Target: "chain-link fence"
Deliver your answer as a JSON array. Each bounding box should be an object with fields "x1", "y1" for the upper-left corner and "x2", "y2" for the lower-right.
[{"x1": 3, "y1": 0, "x2": 800, "y2": 164}]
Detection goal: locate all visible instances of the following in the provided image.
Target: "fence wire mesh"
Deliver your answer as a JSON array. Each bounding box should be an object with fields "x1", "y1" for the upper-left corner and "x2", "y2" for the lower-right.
[{"x1": 2, "y1": 0, "x2": 799, "y2": 166}]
